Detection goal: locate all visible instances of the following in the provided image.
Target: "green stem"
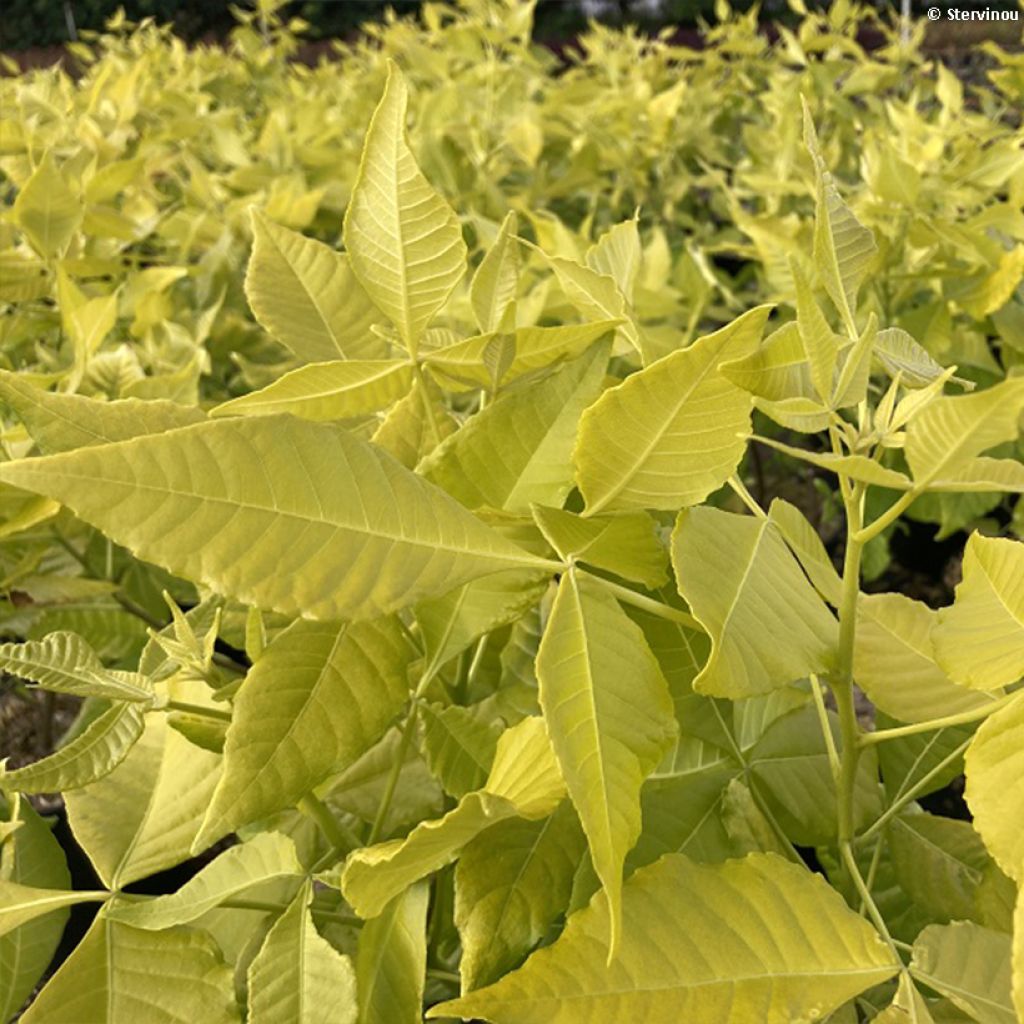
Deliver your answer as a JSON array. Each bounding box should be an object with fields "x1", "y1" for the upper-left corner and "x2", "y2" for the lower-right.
[
  {"x1": 165, "y1": 700, "x2": 232, "y2": 723},
  {"x1": 298, "y1": 794, "x2": 361, "y2": 855},
  {"x1": 727, "y1": 475, "x2": 766, "y2": 518},
  {"x1": 859, "y1": 693, "x2": 1017, "y2": 747},
  {"x1": 810, "y1": 674, "x2": 841, "y2": 783},
  {"x1": 832, "y1": 483, "x2": 865, "y2": 844},
  {"x1": 840, "y1": 842, "x2": 901, "y2": 964},
  {"x1": 367, "y1": 709, "x2": 419, "y2": 846},
  {"x1": 854, "y1": 488, "x2": 918, "y2": 545},
  {"x1": 427, "y1": 968, "x2": 461, "y2": 985},
  {"x1": 857, "y1": 736, "x2": 973, "y2": 844},
  {"x1": 588, "y1": 575, "x2": 701, "y2": 631},
  {"x1": 859, "y1": 836, "x2": 885, "y2": 917}
]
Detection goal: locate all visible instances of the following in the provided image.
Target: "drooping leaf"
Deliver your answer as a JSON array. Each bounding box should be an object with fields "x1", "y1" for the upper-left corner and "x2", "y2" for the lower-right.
[
  {"x1": 343, "y1": 62, "x2": 466, "y2": 352},
  {"x1": 755, "y1": 435, "x2": 913, "y2": 489},
  {"x1": 106, "y1": 832, "x2": 301, "y2": 929},
  {"x1": 910, "y1": 922, "x2": 1014, "y2": 1024},
  {"x1": 535, "y1": 570, "x2": 677, "y2": 953},
  {"x1": 0, "y1": 368, "x2": 205, "y2": 454},
  {"x1": 0, "y1": 416, "x2": 548, "y2": 622},
  {"x1": 0, "y1": 632, "x2": 153, "y2": 703},
  {"x1": 455, "y1": 801, "x2": 585, "y2": 991},
  {"x1": 964, "y1": 694, "x2": 1024, "y2": 882},
  {"x1": 420, "y1": 342, "x2": 609, "y2": 513},
  {"x1": 211, "y1": 360, "x2": 413, "y2": 422},
  {"x1": 575, "y1": 306, "x2": 772, "y2": 513},
  {"x1": 21, "y1": 912, "x2": 240, "y2": 1024},
  {"x1": 247, "y1": 879, "x2": 358, "y2": 1024},
  {"x1": 246, "y1": 209, "x2": 385, "y2": 363},
  {"x1": 932, "y1": 534, "x2": 1024, "y2": 691},
  {"x1": 341, "y1": 717, "x2": 564, "y2": 919},
  {"x1": 672, "y1": 506, "x2": 838, "y2": 698},
  {"x1": 430, "y1": 853, "x2": 898, "y2": 1023},
  {"x1": 854, "y1": 593, "x2": 998, "y2": 722},
  {"x1": 0, "y1": 702, "x2": 146, "y2": 794},
  {"x1": 197, "y1": 617, "x2": 412, "y2": 847},
  {"x1": 532, "y1": 505, "x2": 669, "y2": 589},
  {"x1": 355, "y1": 882, "x2": 428, "y2": 1024}
]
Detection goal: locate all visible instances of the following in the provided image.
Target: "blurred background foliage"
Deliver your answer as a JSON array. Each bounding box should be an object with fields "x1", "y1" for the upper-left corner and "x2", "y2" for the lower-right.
[
  {"x1": 4, "y1": 0, "x2": 1021, "y2": 50},
  {"x1": 0, "y1": 0, "x2": 1021, "y2": 661}
]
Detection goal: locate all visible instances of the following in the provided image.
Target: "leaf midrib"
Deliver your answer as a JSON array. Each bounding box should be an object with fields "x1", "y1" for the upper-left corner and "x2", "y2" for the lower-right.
[{"x1": 9, "y1": 463, "x2": 542, "y2": 571}]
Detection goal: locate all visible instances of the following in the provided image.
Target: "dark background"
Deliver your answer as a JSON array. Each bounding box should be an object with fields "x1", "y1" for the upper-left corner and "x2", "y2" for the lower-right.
[{"x1": 4, "y1": 0, "x2": 1020, "y2": 52}]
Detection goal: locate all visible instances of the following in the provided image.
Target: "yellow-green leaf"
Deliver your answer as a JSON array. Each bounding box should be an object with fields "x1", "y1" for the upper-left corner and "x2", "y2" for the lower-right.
[
  {"x1": 672, "y1": 506, "x2": 838, "y2": 698},
  {"x1": 0, "y1": 416, "x2": 547, "y2": 622},
  {"x1": 854, "y1": 593, "x2": 997, "y2": 723},
  {"x1": 212, "y1": 360, "x2": 412, "y2": 422},
  {"x1": 64, "y1": 710, "x2": 222, "y2": 888},
  {"x1": 13, "y1": 152, "x2": 83, "y2": 258},
  {"x1": 248, "y1": 879, "x2": 358, "y2": 1024},
  {"x1": 532, "y1": 505, "x2": 669, "y2": 589},
  {"x1": 0, "y1": 368, "x2": 205, "y2": 454},
  {"x1": 106, "y1": 832, "x2": 301, "y2": 929},
  {"x1": 804, "y1": 103, "x2": 876, "y2": 333},
  {"x1": 0, "y1": 632, "x2": 152, "y2": 704},
  {"x1": 933, "y1": 534, "x2": 1024, "y2": 690},
  {"x1": 471, "y1": 211, "x2": 519, "y2": 333},
  {"x1": 455, "y1": 802, "x2": 585, "y2": 991},
  {"x1": 421, "y1": 342, "x2": 609, "y2": 513},
  {"x1": 965, "y1": 694, "x2": 1024, "y2": 882},
  {"x1": 575, "y1": 306, "x2": 772, "y2": 513},
  {"x1": 535, "y1": 571, "x2": 676, "y2": 954},
  {"x1": 0, "y1": 702, "x2": 146, "y2": 794},
  {"x1": 356, "y1": 882, "x2": 427, "y2": 1024},
  {"x1": 21, "y1": 912, "x2": 240, "y2": 1024},
  {"x1": 0, "y1": 797, "x2": 72, "y2": 1023},
  {"x1": 905, "y1": 377, "x2": 1024, "y2": 488},
  {"x1": 910, "y1": 922, "x2": 1014, "y2": 1024},
  {"x1": 343, "y1": 62, "x2": 466, "y2": 352},
  {"x1": 430, "y1": 853, "x2": 898, "y2": 1023},
  {"x1": 341, "y1": 717, "x2": 564, "y2": 919},
  {"x1": 0, "y1": 882, "x2": 107, "y2": 939},
  {"x1": 197, "y1": 617, "x2": 412, "y2": 848},
  {"x1": 246, "y1": 209, "x2": 385, "y2": 363}
]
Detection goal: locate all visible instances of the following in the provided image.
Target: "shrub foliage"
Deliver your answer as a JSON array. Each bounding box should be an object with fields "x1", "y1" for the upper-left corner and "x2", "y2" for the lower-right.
[{"x1": 1, "y1": 1, "x2": 1023, "y2": 1021}]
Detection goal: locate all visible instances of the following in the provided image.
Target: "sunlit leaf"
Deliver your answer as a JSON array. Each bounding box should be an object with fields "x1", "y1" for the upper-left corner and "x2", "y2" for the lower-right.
[{"x1": 431, "y1": 853, "x2": 898, "y2": 1022}]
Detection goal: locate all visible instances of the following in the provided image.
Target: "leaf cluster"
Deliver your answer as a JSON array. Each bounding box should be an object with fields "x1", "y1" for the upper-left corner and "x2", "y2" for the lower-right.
[{"x1": 0, "y1": 5, "x2": 1023, "y2": 1023}]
